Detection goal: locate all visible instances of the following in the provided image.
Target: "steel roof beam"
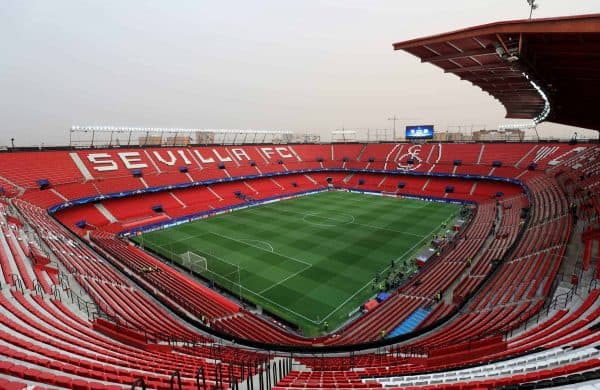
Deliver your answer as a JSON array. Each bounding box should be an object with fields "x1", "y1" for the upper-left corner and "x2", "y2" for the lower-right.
[{"x1": 422, "y1": 47, "x2": 497, "y2": 63}]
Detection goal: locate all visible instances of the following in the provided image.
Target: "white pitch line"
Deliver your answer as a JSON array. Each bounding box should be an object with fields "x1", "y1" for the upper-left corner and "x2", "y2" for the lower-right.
[
  {"x1": 319, "y1": 278, "x2": 374, "y2": 323},
  {"x1": 237, "y1": 238, "x2": 274, "y2": 252},
  {"x1": 319, "y1": 222, "x2": 441, "y2": 323},
  {"x1": 200, "y1": 267, "x2": 319, "y2": 324},
  {"x1": 352, "y1": 220, "x2": 423, "y2": 238},
  {"x1": 240, "y1": 284, "x2": 319, "y2": 324},
  {"x1": 262, "y1": 206, "x2": 425, "y2": 238},
  {"x1": 207, "y1": 231, "x2": 312, "y2": 267},
  {"x1": 178, "y1": 251, "x2": 319, "y2": 323},
  {"x1": 145, "y1": 192, "x2": 451, "y2": 325},
  {"x1": 301, "y1": 211, "x2": 354, "y2": 227},
  {"x1": 258, "y1": 264, "x2": 312, "y2": 295},
  {"x1": 327, "y1": 192, "x2": 428, "y2": 209},
  {"x1": 137, "y1": 228, "x2": 322, "y2": 324},
  {"x1": 223, "y1": 267, "x2": 245, "y2": 279},
  {"x1": 153, "y1": 232, "x2": 213, "y2": 251},
  {"x1": 301, "y1": 218, "x2": 337, "y2": 228}
]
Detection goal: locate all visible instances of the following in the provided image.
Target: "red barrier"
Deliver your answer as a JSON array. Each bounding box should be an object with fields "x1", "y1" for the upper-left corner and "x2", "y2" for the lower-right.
[
  {"x1": 92, "y1": 318, "x2": 147, "y2": 347},
  {"x1": 427, "y1": 335, "x2": 507, "y2": 367}
]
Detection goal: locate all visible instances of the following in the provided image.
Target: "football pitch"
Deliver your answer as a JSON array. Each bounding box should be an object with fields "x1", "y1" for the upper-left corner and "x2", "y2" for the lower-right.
[{"x1": 132, "y1": 191, "x2": 459, "y2": 336}]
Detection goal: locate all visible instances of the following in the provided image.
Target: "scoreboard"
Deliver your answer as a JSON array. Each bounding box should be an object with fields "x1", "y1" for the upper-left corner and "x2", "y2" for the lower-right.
[{"x1": 405, "y1": 125, "x2": 434, "y2": 139}]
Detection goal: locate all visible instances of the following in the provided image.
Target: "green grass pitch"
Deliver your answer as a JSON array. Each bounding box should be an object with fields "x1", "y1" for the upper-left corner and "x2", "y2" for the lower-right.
[{"x1": 132, "y1": 191, "x2": 459, "y2": 336}]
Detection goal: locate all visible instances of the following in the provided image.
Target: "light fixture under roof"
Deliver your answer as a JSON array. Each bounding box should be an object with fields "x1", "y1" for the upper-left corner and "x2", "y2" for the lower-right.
[{"x1": 70, "y1": 126, "x2": 294, "y2": 135}]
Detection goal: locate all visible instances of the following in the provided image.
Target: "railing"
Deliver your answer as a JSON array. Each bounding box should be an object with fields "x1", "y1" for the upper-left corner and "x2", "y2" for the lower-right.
[
  {"x1": 6, "y1": 134, "x2": 585, "y2": 150},
  {"x1": 31, "y1": 279, "x2": 43, "y2": 296},
  {"x1": 137, "y1": 357, "x2": 293, "y2": 390},
  {"x1": 10, "y1": 274, "x2": 24, "y2": 294},
  {"x1": 51, "y1": 283, "x2": 63, "y2": 301},
  {"x1": 15, "y1": 209, "x2": 217, "y2": 347},
  {"x1": 130, "y1": 378, "x2": 146, "y2": 390},
  {"x1": 588, "y1": 278, "x2": 599, "y2": 293},
  {"x1": 552, "y1": 286, "x2": 576, "y2": 310},
  {"x1": 195, "y1": 366, "x2": 207, "y2": 390},
  {"x1": 169, "y1": 370, "x2": 182, "y2": 390},
  {"x1": 505, "y1": 274, "x2": 581, "y2": 339},
  {"x1": 51, "y1": 271, "x2": 118, "y2": 322}
]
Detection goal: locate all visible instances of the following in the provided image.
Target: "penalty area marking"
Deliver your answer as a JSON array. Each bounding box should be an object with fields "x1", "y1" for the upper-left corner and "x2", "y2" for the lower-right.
[
  {"x1": 147, "y1": 228, "x2": 323, "y2": 322},
  {"x1": 236, "y1": 238, "x2": 274, "y2": 252},
  {"x1": 207, "y1": 231, "x2": 312, "y2": 267},
  {"x1": 167, "y1": 244, "x2": 317, "y2": 323},
  {"x1": 258, "y1": 263, "x2": 313, "y2": 295}
]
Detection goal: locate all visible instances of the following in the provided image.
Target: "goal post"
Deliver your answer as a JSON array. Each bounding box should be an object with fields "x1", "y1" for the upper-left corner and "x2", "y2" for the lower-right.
[
  {"x1": 180, "y1": 251, "x2": 208, "y2": 273},
  {"x1": 178, "y1": 250, "x2": 243, "y2": 301}
]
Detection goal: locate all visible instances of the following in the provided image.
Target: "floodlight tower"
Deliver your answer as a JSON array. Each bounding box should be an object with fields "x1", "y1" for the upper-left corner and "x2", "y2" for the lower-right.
[
  {"x1": 388, "y1": 116, "x2": 399, "y2": 141},
  {"x1": 527, "y1": 0, "x2": 538, "y2": 20}
]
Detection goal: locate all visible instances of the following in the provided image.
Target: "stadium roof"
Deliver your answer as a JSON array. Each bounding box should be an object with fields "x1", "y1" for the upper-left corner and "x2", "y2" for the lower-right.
[{"x1": 393, "y1": 14, "x2": 600, "y2": 131}]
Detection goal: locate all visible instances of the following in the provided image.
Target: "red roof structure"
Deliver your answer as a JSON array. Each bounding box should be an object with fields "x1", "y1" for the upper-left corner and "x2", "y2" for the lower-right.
[{"x1": 393, "y1": 14, "x2": 600, "y2": 131}]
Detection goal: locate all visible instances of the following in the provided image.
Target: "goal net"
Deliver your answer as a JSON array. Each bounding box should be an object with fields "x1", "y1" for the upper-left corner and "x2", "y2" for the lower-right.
[
  {"x1": 179, "y1": 250, "x2": 242, "y2": 296},
  {"x1": 180, "y1": 251, "x2": 208, "y2": 273}
]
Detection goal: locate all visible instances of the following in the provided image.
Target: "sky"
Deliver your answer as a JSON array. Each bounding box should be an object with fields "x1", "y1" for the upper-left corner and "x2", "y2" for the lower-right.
[{"x1": 1, "y1": 0, "x2": 599, "y2": 147}]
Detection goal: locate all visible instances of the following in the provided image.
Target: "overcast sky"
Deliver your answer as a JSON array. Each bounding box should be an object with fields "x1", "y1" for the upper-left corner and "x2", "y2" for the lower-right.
[{"x1": 1, "y1": 0, "x2": 599, "y2": 147}]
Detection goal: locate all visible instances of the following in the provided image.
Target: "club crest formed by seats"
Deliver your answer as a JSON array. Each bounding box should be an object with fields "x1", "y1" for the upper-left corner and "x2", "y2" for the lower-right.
[{"x1": 396, "y1": 144, "x2": 423, "y2": 171}]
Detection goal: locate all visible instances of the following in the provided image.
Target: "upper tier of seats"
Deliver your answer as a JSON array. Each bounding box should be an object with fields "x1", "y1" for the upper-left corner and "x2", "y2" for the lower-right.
[{"x1": 0, "y1": 143, "x2": 591, "y2": 210}]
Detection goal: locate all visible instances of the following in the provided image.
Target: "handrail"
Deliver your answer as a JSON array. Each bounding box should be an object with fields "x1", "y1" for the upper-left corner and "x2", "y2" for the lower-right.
[
  {"x1": 195, "y1": 366, "x2": 207, "y2": 390},
  {"x1": 130, "y1": 378, "x2": 146, "y2": 390},
  {"x1": 51, "y1": 284, "x2": 62, "y2": 301},
  {"x1": 32, "y1": 279, "x2": 43, "y2": 296},
  {"x1": 10, "y1": 274, "x2": 24, "y2": 294},
  {"x1": 215, "y1": 362, "x2": 223, "y2": 390},
  {"x1": 169, "y1": 370, "x2": 182, "y2": 390}
]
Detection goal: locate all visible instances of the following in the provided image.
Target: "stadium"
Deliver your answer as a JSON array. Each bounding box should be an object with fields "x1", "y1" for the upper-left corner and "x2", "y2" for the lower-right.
[{"x1": 0, "y1": 6, "x2": 599, "y2": 390}]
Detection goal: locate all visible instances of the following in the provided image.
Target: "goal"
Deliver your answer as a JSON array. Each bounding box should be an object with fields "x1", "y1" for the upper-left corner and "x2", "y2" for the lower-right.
[
  {"x1": 180, "y1": 251, "x2": 208, "y2": 273},
  {"x1": 179, "y1": 250, "x2": 243, "y2": 300}
]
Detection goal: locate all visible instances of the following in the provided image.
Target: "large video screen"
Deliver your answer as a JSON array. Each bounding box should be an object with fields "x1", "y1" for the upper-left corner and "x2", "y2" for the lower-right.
[{"x1": 405, "y1": 125, "x2": 434, "y2": 139}]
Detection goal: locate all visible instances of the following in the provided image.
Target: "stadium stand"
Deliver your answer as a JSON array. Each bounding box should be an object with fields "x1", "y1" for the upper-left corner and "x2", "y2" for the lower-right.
[
  {"x1": 1, "y1": 9, "x2": 600, "y2": 388},
  {"x1": 0, "y1": 140, "x2": 597, "y2": 389},
  {"x1": 13, "y1": 200, "x2": 209, "y2": 341},
  {"x1": 0, "y1": 151, "x2": 84, "y2": 188},
  {"x1": 8, "y1": 11, "x2": 600, "y2": 390}
]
